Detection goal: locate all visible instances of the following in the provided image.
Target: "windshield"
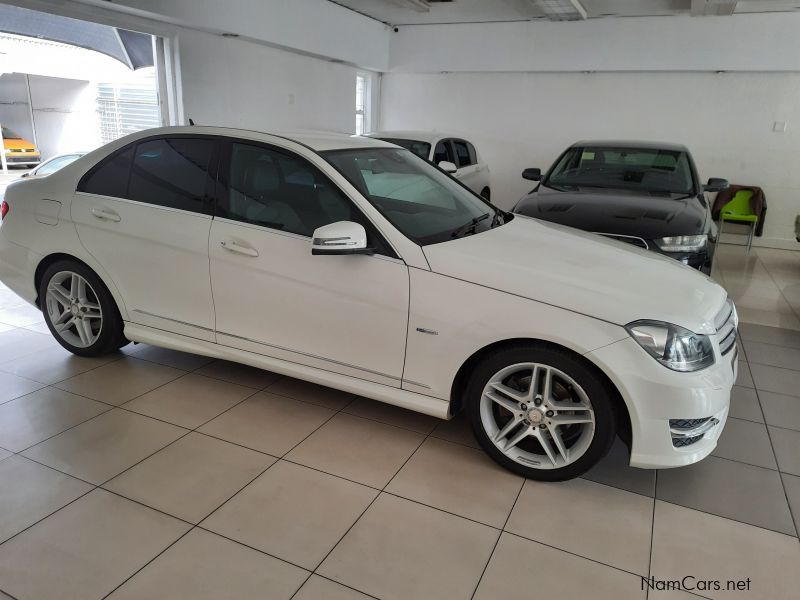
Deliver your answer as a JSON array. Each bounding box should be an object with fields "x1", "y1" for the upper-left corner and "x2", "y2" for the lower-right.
[
  {"x1": 1, "y1": 126, "x2": 21, "y2": 140},
  {"x1": 36, "y1": 154, "x2": 81, "y2": 175},
  {"x1": 547, "y1": 146, "x2": 696, "y2": 194},
  {"x1": 377, "y1": 138, "x2": 431, "y2": 160},
  {"x1": 323, "y1": 147, "x2": 507, "y2": 245}
]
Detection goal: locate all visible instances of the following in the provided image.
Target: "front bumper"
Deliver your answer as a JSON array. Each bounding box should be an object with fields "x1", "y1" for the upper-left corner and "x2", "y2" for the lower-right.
[{"x1": 587, "y1": 335, "x2": 735, "y2": 469}]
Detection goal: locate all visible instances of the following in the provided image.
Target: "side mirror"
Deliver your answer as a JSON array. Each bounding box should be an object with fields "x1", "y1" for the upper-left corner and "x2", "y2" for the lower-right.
[
  {"x1": 311, "y1": 221, "x2": 373, "y2": 256},
  {"x1": 438, "y1": 161, "x2": 458, "y2": 174},
  {"x1": 522, "y1": 168, "x2": 542, "y2": 181},
  {"x1": 20, "y1": 172, "x2": 29, "y2": 178},
  {"x1": 704, "y1": 178, "x2": 729, "y2": 192}
]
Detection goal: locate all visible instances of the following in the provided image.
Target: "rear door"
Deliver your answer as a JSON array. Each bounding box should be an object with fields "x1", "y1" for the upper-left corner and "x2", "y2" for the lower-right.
[{"x1": 72, "y1": 136, "x2": 218, "y2": 341}]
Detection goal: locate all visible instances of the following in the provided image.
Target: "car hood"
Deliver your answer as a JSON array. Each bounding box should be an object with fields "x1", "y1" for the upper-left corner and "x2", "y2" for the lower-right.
[
  {"x1": 514, "y1": 185, "x2": 706, "y2": 239},
  {"x1": 422, "y1": 215, "x2": 726, "y2": 333}
]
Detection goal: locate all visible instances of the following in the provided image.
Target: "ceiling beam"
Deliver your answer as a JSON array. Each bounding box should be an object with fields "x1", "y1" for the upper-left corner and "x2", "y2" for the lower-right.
[{"x1": 691, "y1": 0, "x2": 738, "y2": 16}]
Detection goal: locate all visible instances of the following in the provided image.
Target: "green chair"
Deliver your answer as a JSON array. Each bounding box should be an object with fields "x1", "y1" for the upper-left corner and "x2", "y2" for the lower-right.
[{"x1": 719, "y1": 190, "x2": 759, "y2": 252}]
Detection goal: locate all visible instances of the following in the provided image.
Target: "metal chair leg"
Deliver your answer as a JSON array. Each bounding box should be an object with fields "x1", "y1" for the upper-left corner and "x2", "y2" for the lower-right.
[
  {"x1": 747, "y1": 222, "x2": 755, "y2": 252},
  {"x1": 718, "y1": 218, "x2": 724, "y2": 242}
]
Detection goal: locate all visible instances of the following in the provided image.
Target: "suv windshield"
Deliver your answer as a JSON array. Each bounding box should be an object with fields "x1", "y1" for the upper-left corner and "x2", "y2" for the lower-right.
[
  {"x1": 547, "y1": 146, "x2": 695, "y2": 194},
  {"x1": 323, "y1": 147, "x2": 507, "y2": 245},
  {"x1": 376, "y1": 138, "x2": 430, "y2": 160}
]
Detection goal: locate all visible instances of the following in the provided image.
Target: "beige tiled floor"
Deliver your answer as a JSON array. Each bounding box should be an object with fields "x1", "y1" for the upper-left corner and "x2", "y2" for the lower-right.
[{"x1": 0, "y1": 244, "x2": 799, "y2": 600}]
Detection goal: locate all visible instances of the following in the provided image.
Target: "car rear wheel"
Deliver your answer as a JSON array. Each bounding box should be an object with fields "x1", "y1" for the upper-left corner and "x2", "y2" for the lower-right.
[
  {"x1": 40, "y1": 260, "x2": 127, "y2": 357},
  {"x1": 465, "y1": 344, "x2": 616, "y2": 481}
]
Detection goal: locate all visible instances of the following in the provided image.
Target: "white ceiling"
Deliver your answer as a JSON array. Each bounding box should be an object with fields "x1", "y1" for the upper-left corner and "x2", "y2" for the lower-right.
[{"x1": 330, "y1": 0, "x2": 800, "y2": 26}]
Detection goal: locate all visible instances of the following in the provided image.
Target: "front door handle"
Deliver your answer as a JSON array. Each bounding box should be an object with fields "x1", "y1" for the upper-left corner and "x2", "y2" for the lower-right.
[
  {"x1": 90, "y1": 207, "x2": 121, "y2": 222},
  {"x1": 220, "y1": 239, "x2": 259, "y2": 257}
]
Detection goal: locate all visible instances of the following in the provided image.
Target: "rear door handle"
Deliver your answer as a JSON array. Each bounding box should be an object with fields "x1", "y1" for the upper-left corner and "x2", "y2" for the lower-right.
[
  {"x1": 220, "y1": 239, "x2": 259, "y2": 257},
  {"x1": 90, "y1": 207, "x2": 121, "y2": 222}
]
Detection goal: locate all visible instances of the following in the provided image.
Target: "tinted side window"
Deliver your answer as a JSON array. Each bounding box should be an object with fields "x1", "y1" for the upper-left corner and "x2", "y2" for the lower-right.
[
  {"x1": 128, "y1": 138, "x2": 214, "y2": 213},
  {"x1": 467, "y1": 142, "x2": 477, "y2": 164},
  {"x1": 221, "y1": 142, "x2": 394, "y2": 256},
  {"x1": 453, "y1": 140, "x2": 472, "y2": 168},
  {"x1": 79, "y1": 147, "x2": 134, "y2": 198},
  {"x1": 433, "y1": 140, "x2": 453, "y2": 165}
]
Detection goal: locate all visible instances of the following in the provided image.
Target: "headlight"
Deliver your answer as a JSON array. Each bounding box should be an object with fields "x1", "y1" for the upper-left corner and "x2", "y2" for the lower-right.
[
  {"x1": 654, "y1": 235, "x2": 707, "y2": 252},
  {"x1": 626, "y1": 320, "x2": 715, "y2": 372}
]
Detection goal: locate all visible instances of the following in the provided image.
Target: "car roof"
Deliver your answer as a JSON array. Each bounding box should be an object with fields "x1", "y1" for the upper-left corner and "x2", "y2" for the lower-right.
[
  {"x1": 572, "y1": 140, "x2": 689, "y2": 152},
  {"x1": 366, "y1": 130, "x2": 464, "y2": 145},
  {"x1": 104, "y1": 126, "x2": 397, "y2": 153}
]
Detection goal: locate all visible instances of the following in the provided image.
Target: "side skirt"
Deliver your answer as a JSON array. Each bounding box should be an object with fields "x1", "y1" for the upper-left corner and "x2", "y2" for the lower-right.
[{"x1": 124, "y1": 322, "x2": 451, "y2": 420}]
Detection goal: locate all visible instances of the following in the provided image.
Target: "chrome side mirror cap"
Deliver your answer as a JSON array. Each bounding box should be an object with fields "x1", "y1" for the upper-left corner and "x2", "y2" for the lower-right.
[
  {"x1": 438, "y1": 160, "x2": 458, "y2": 174},
  {"x1": 311, "y1": 221, "x2": 373, "y2": 256}
]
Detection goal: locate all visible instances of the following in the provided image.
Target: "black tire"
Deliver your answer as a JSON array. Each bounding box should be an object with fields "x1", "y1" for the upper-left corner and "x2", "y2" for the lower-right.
[
  {"x1": 480, "y1": 187, "x2": 491, "y2": 201},
  {"x1": 465, "y1": 343, "x2": 616, "y2": 481},
  {"x1": 39, "y1": 259, "x2": 128, "y2": 357}
]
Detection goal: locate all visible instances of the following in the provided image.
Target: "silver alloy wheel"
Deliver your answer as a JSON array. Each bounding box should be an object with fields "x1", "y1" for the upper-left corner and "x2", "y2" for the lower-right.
[
  {"x1": 44, "y1": 271, "x2": 103, "y2": 349},
  {"x1": 479, "y1": 362, "x2": 595, "y2": 470}
]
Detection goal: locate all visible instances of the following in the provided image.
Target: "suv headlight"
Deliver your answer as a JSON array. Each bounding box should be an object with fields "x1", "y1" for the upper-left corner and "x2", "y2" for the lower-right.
[
  {"x1": 626, "y1": 320, "x2": 715, "y2": 372},
  {"x1": 654, "y1": 235, "x2": 707, "y2": 252}
]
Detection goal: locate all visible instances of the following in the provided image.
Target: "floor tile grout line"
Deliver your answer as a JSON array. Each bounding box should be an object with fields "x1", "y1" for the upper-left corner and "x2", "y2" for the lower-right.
[
  {"x1": 645, "y1": 470, "x2": 658, "y2": 600},
  {"x1": 0, "y1": 588, "x2": 20, "y2": 600},
  {"x1": 751, "y1": 382, "x2": 800, "y2": 538},
  {"x1": 299, "y1": 401, "x2": 443, "y2": 594},
  {"x1": 468, "y1": 477, "x2": 526, "y2": 600},
  {"x1": 758, "y1": 251, "x2": 800, "y2": 324}
]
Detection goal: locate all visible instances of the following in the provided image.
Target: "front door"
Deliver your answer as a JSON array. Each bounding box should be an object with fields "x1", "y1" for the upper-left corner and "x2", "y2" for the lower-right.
[{"x1": 209, "y1": 140, "x2": 409, "y2": 387}]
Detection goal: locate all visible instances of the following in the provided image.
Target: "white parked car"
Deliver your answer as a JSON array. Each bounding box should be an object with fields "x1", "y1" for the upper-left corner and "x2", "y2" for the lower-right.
[
  {"x1": 366, "y1": 130, "x2": 491, "y2": 200},
  {"x1": 0, "y1": 127, "x2": 736, "y2": 480}
]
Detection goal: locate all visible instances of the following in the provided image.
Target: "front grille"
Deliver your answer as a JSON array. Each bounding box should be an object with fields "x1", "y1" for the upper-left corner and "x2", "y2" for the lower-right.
[
  {"x1": 714, "y1": 299, "x2": 737, "y2": 356},
  {"x1": 596, "y1": 233, "x2": 649, "y2": 249},
  {"x1": 673, "y1": 435, "x2": 704, "y2": 447}
]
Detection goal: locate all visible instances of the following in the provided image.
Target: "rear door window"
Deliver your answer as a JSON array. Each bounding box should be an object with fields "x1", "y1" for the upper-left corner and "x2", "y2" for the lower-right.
[
  {"x1": 433, "y1": 140, "x2": 454, "y2": 165},
  {"x1": 78, "y1": 147, "x2": 135, "y2": 198},
  {"x1": 128, "y1": 138, "x2": 215, "y2": 214}
]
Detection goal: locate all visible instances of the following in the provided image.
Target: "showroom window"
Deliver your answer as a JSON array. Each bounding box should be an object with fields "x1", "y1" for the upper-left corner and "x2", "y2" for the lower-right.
[
  {"x1": 128, "y1": 138, "x2": 215, "y2": 213},
  {"x1": 355, "y1": 73, "x2": 370, "y2": 135}
]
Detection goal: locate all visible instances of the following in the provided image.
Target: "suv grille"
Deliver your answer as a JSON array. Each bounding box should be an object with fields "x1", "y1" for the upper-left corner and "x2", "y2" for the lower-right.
[{"x1": 714, "y1": 299, "x2": 737, "y2": 356}]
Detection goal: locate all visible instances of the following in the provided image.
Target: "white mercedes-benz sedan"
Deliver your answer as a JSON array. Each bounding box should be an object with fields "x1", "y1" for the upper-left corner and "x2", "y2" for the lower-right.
[{"x1": 0, "y1": 126, "x2": 736, "y2": 480}]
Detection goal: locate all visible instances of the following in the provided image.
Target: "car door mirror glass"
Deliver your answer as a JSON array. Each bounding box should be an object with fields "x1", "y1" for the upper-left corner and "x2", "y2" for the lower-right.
[
  {"x1": 704, "y1": 178, "x2": 729, "y2": 192},
  {"x1": 438, "y1": 161, "x2": 458, "y2": 174},
  {"x1": 522, "y1": 168, "x2": 542, "y2": 181},
  {"x1": 311, "y1": 221, "x2": 373, "y2": 255}
]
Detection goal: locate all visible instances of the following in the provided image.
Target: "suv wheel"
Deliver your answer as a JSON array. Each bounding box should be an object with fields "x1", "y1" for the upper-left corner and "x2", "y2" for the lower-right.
[
  {"x1": 39, "y1": 260, "x2": 128, "y2": 357},
  {"x1": 465, "y1": 344, "x2": 616, "y2": 481}
]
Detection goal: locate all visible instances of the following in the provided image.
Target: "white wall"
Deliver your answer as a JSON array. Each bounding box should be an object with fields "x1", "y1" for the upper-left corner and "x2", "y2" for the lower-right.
[
  {"x1": 380, "y1": 71, "x2": 800, "y2": 246},
  {"x1": 178, "y1": 30, "x2": 362, "y2": 133},
  {"x1": 389, "y1": 13, "x2": 800, "y2": 73}
]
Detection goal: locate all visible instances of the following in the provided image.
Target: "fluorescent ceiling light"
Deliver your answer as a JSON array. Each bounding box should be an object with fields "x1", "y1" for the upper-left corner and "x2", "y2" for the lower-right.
[
  {"x1": 690, "y1": 0, "x2": 738, "y2": 16},
  {"x1": 389, "y1": 0, "x2": 431, "y2": 12},
  {"x1": 534, "y1": 0, "x2": 587, "y2": 21}
]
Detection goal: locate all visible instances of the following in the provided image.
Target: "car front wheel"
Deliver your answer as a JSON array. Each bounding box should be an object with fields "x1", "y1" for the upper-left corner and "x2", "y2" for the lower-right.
[
  {"x1": 465, "y1": 344, "x2": 616, "y2": 481},
  {"x1": 40, "y1": 260, "x2": 127, "y2": 357}
]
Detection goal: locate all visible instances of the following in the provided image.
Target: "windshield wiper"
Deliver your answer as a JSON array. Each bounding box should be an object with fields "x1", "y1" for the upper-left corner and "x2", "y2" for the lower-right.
[{"x1": 451, "y1": 213, "x2": 490, "y2": 238}]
